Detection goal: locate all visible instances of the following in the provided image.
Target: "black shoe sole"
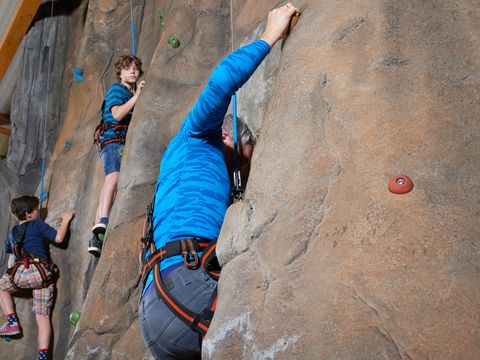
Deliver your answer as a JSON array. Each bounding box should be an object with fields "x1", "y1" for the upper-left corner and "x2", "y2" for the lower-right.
[{"x1": 88, "y1": 247, "x2": 101, "y2": 257}]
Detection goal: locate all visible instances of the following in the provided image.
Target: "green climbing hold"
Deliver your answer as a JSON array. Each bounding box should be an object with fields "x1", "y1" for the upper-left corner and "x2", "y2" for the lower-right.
[
  {"x1": 168, "y1": 36, "x2": 180, "y2": 48},
  {"x1": 118, "y1": 147, "x2": 124, "y2": 157},
  {"x1": 98, "y1": 233, "x2": 105, "y2": 242},
  {"x1": 70, "y1": 310, "x2": 81, "y2": 326}
]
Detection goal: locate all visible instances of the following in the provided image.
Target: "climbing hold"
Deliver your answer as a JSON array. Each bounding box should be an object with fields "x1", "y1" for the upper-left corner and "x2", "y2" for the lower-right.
[
  {"x1": 73, "y1": 67, "x2": 84, "y2": 83},
  {"x1": 39, "y1": 191, "x2": 49, "y2": 202},
  {"x1": 70, "y1": 310, "x2": 81, "y2": 326},
  {"x1": 158, "y1": 10, "x2": 165, "y2": 30},
  {"x1": 118, "y1": 147, "x2": 124, "y2": 157},
  {"x1": 287, "y1": 13, "x2": 300, "y2": 36},
  {"x1": 63, "y1": 140, "x2": 72, "y2": 149},
  {"x1": 168, "y1": 36, "x2": 180, "y2": 48},
  {"x1": 98, "y1": 233, "x2": 105, "y2": 242},
  {"x1": 388, "y1": 175, "x2": 414, "y2": 194}
]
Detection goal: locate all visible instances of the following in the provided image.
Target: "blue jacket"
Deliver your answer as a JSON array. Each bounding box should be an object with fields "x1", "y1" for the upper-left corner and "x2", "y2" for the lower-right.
[{"x1": 145, "y1": 40, "x2": 270, "y2": 291}]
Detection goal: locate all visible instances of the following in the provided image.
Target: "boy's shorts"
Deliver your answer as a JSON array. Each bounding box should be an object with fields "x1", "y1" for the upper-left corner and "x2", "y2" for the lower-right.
[
  {"x1": 0, "y1": 264, "x2": 55, "y2": 316},
  {"x1": 100, "y1": 142, "x2": 124, "y2": 176}
]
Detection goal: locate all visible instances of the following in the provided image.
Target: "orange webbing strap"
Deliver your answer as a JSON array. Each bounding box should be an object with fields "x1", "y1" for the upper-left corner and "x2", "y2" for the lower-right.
[
  {"x1": 148, "y1": 239, "x2": 221, "y2": 336},
  {"x1": 201, "y1": 241, "x2": 220, "y2": 280},
  {"x1": 141, "y1": 239, "x2": 211, "y2": 283}
]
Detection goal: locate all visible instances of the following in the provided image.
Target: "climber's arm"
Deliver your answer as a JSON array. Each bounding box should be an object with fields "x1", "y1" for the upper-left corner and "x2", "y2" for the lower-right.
[{"x1": 182, "y1": 41, "x2": 270, "y2": 138}]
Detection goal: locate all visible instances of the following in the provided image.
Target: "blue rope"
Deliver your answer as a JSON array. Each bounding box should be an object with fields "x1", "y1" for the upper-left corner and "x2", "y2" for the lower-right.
[
  {"x1": 232, "y1": 94, "x2": 239, "y2": 172},
  {"x1": 40, "y1": 1, "x2": 54, "y2": 208},
  {"x1": 131, "y1": 20, "x2": 136, "y2": 55},
  {"x1": 130, "y1": 0, "x2": 136, "y2": 55}
]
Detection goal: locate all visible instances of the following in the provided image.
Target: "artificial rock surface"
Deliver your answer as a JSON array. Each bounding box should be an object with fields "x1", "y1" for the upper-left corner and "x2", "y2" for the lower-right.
[{"x1": 0, "y1": 1, "x2": 479, "y2": 359}]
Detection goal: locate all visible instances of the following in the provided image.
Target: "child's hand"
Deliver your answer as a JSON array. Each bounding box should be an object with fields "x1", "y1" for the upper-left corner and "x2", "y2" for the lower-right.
[
  {"x1": 137, "y1": 80, "x2": 146, "y2": 92},
  {"x1": 61, "y1": 211, "x2": 74, "y2": 222}
]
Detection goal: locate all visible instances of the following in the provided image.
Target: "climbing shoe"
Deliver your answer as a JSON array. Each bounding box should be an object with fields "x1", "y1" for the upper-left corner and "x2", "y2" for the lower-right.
[
  {"x1": 92, "y1": 223, "x2": 107, "y2": 238},
  {"x1": 88, "y1": 235, "x2": 103, "y2": 257},
  {"x1": 0, "y1": 321, "x2": 22, "y2": 336}
]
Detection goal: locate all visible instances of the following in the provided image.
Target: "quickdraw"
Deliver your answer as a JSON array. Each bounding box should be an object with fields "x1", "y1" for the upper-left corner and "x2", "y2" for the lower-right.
[{"x1": 140, "y1": 202, "x2": 221, "y2": 336}]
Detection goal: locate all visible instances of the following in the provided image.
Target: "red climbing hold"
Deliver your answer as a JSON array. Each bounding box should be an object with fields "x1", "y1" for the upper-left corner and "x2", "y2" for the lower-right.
[{"x1": 388, "y1": 175, "x2": 414, "y2": 194}]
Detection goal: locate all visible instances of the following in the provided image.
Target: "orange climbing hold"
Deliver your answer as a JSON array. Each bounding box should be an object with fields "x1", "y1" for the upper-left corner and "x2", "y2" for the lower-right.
[{"x1": 388, "y1": 175, "x2": 414, "y2": 194}]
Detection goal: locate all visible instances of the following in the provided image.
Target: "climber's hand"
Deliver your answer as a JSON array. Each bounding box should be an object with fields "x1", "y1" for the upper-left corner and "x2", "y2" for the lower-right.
[
  {"x1": 137, "y1": 80, "x2": 146, "y2": 92},
  {"x1": 260, "y1": 3, "x2": 301, "y2": 47},
  {"x1": 61, "y1": 211, "x2": 74, "y2": 222}
]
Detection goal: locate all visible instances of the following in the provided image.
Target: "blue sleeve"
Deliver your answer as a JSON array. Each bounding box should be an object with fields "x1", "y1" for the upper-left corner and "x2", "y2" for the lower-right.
[
  {"x1": 105, "y1": 83, "x2": 127, "y2": 113},
  {"x1": 4, "y1": 232, "x2": 13, "y2": 254},
  {"x1": 182, "y1": 40, "x2": 270, "y2": 137},
  {"x1": 36, "y1": 221, "x2": 57, "y2": 243}
]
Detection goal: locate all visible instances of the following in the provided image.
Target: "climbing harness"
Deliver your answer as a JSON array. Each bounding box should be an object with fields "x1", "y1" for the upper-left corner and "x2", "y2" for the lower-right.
[
  {"x1": 140, "y1": 200, "x2": 221, "y2": 337},
  {"x1": 39, "y1": 0, "x2": 55, "y2": 209},
  {"x1": 93, "y1": 100, "x2": 129, "y2": 152},
  {"x1": 230, "y1": 0, "x2": 243, "y2": 201},
  {"x1": 7, "y1": 223, "x2": 57, "y2": 291}
]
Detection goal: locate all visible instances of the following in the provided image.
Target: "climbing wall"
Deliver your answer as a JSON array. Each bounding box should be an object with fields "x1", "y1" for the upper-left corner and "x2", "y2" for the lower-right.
[
  {"x1": 1, "y1": 0, "x2": 479, "y2": 359},
  {"x1": 205, "y1": 0, "x2": 480, "y2": 359}
]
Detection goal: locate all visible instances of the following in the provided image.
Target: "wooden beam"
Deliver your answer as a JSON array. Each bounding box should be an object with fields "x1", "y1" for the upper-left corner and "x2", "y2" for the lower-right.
[
  {"x1": 0, "y1": 126, "x2": 11, "y2": 136},
  {"x1": 0, "y1": 113, "x2": 10, "y2": 125},
  {"x1": 0, "y1": 0, "x2": 41, "y2": 81}
]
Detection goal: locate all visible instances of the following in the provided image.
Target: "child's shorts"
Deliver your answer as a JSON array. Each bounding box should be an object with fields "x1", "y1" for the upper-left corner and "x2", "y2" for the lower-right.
[
  {"x1": 0, "y1": 264, "x2": 55, "y2": 316},
  {"x1": 100, "y1": 142, "x2": 124, "y2": 176}
]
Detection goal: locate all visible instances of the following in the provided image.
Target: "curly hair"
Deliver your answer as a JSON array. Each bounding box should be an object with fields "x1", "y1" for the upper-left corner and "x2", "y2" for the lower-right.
[{"x1": 114, "y1": 55, "x2": 144, "y2": 81}]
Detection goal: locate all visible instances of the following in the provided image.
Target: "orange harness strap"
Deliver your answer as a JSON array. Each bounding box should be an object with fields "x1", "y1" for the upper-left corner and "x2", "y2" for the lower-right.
[{"x1": 143, "y1": 239, "x2": 220, "y2": 336}]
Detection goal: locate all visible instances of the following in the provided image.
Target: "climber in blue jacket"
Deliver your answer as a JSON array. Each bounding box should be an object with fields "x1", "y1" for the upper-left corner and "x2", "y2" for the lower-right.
[{"x1": 139, "y1": 3, "x2": 300, "y2": 359}]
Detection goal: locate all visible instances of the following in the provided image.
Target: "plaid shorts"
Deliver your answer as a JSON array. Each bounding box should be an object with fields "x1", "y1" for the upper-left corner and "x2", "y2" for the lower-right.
[{"x1": 0, "y1": 263, "x2": 55, "y2": 316}]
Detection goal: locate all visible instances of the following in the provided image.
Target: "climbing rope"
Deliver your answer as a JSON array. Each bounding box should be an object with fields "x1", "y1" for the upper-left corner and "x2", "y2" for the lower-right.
[
  {"x1": 39, "y1": 0, "x2": 55, "y2": 209},
  {"x1": 230, "y1": 0, "x2": 242, "y2": 200},
  {"x1": 129, "y1": 0, "x2": 136, "y2": 55}
]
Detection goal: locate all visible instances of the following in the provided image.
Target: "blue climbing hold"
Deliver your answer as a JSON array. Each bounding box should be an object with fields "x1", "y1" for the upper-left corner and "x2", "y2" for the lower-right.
[
  {"x1": 64, "y1": 140, "x2": 72, "y2": 149},
  {"x1": 73, "y1": 67, "x2": 84, "y2": 83}
]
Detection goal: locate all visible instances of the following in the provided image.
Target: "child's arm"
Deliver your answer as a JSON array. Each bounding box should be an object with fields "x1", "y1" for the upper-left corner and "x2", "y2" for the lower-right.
[
  {"x1": 4, "y1": 232, "x2": 13, "y2": 254},
  {"x1": 55, "y1": 211, "x2": 74, "y2": 244},
  {"x1": 111, "y1": 80, "x2": 146, "y2": 121}
]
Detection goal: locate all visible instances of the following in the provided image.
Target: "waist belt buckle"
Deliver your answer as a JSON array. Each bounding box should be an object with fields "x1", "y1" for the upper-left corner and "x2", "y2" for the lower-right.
[{"x1": 182, "y1": 249, "x2": 199, "y2": 269}]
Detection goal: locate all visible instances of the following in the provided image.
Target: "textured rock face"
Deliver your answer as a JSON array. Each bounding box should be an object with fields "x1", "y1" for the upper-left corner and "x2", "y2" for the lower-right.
[
  {"x1": 205, "y1": 1, "x2": 480, "y2": 359},
  {"x1": 0, "y1": 0, "x2": 479, "y2": 359},
  {"x1": 0, "y1": 1, "x2": 72, "y2": 275}
]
